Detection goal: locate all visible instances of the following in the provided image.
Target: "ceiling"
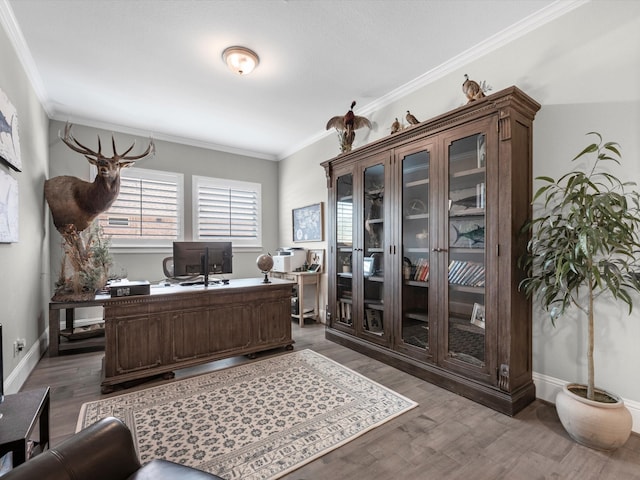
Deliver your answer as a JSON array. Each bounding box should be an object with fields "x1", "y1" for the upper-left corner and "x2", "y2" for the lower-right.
[{"x1": 2, "y1": 0, "x2": 578, "y2": 160}]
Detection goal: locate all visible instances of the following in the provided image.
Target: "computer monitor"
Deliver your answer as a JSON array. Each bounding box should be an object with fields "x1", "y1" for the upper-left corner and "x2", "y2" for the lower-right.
[{"x1": 172, "y1": 241, "x2": 233, "y2": 278}]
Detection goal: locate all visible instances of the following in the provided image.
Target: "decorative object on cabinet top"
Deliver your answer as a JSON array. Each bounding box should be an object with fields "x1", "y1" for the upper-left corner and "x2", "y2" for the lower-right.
[
  {"x1": 326, "y1": 101, "x2": 372, "y2": 153},
  {"x1": 462, "y1": 74, "x2": 492, "y2": 104},
  {"x1": 405, "y1": 110, "x2": 420, "y2": 125},
  {"x1": 390, "y1": 117, "x2": 401, "y2": 134}
]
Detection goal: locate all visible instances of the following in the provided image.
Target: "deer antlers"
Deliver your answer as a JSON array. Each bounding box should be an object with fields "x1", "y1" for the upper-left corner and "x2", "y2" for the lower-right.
[{"x1": 59, "y1": 122, "x2": 155, "y2": 167}]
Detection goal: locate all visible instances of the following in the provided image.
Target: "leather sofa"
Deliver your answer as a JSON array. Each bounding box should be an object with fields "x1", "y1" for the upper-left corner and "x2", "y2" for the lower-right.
[{"x1": 3, "y1": 416, "x2": 225, "y2": 480}]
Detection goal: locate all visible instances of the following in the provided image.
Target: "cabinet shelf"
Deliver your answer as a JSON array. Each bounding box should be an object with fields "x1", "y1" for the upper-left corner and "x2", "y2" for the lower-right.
[
  {"x1": 449, "y1": 284, "x2": 484, "y2": 293},
  {"x1": 405, "y1": 280, "x2": 428, "y2": 288},
  {"x1": 405, "y1": 247, "x2": 429, "y2": 253},
  {"x1": 364, "y1": 301, "x2": 384, "y2": 310},
  {"x1": 366, "y1": 275, "x2": 384, "y2": 282},
  {"x1": 405, "y1": 310, "x2": 428, "y2": 322},
  {"x1": 405, "y1": 213, "x2": 429, "y2": 220},
  {"x1": 449, "y1": 208, "x2": 484, "y2": 217},
  {"x1": 451, "y1": 166, "x2": 485, "y2": 178},
  {"x1": 405, "y1": 178, "x2": 429, "y2": 188}
]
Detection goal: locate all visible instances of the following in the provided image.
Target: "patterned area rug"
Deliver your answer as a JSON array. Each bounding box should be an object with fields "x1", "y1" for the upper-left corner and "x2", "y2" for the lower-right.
[{"x1": 77, "y1": 349, "x2": 417, "y2": 480}]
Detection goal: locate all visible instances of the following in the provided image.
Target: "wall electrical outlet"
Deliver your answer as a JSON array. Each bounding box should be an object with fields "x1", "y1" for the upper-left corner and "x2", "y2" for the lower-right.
[{"x1": 14, "y1": 338, "x2": 25, "y2": 356}]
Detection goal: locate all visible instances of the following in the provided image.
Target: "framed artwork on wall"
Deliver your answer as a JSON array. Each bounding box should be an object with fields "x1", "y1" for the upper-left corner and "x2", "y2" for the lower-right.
[
  {"x1": 0, "y1": 88, "x2": 22, "y2": 172},
  {"x1": 292, "y1": 202, "x2": 323, "y2": 242},
  {"x1": 0, "y1": 169, "x2": 19, "y2": 242}
]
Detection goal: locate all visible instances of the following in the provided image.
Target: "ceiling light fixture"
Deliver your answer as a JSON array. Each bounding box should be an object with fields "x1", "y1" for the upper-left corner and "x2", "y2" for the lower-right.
[{"x1": 222, "y1": 46, "x2": 260, "y2": 76}]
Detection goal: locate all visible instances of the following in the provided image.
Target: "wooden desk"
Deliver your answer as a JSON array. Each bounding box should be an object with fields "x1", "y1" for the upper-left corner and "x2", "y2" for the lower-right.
[
  {"x1": 0, "y1": 387, "x2": 50, "y2": 468},
  {"x1": 49, "y1": 279, "x2": 295, "y2": 392},
  {"x1": 271, "y1": 271, "x2": 321, "y2": 327}
]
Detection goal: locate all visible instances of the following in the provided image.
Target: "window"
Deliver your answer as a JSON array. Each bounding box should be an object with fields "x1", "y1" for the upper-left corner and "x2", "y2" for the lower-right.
[
  {"x1": 95, "y1": 167, "x2": 184, "y2": 247},
  {"x1": 193, "y1": 175, "x2": 262, "y2": 248}
]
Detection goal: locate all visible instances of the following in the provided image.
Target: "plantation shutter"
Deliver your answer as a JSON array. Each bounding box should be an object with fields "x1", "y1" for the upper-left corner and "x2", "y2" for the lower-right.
[
  {"x1": 336, "y1": 200, "x2": 353, "y2": 245},
  {"x1": 194, "y1": 176, "x2": 262, "y2": 247},
  {"x1": 96, "y1": 168, "x2": 183, "y2": 243}
]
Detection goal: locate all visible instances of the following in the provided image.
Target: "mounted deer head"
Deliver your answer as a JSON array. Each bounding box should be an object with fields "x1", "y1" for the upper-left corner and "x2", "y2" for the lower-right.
[{"x1": 45, "y1": 123, "x2": 155, "y2": 233}]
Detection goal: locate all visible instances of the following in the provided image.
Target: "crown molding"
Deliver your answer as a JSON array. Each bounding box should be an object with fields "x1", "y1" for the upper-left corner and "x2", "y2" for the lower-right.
[
  {"x1": 278, "y1": 0, "x2": 589, "y2": 160},
  {"x1": 49, "y1": 112, "x2": 279, "y2": 161},
  {"x1": 0, "y1": 0, "x2": 50, "y2": 115}
]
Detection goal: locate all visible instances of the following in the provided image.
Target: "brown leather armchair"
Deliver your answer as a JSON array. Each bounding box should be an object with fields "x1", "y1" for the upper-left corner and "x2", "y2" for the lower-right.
[{"x1": 3, "y1": 416, "x2": 225, "y2": 480}]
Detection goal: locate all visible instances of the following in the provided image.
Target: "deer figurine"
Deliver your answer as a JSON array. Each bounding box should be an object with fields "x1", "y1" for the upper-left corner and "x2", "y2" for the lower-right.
[{"x1": 45, "y1": 123, "x2": 155, "y2": 234}]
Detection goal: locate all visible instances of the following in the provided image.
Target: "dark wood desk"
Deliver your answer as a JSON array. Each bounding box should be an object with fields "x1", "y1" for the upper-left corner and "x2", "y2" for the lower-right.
[
  {"x1": 49, "y1": 278, "x2": 295, "y2": 392},
  {"x1": 0, "y1": 387, "x2": 50, "y2": 468}
]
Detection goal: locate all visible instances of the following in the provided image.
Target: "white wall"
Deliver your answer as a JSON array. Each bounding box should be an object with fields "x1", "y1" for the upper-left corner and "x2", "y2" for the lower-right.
[
  {"x1": 0, "y1": 19, "x2": 50, "y2": 393},
  {"x1": 278, "y1": 0, "x2": 640, "y2": 419}
]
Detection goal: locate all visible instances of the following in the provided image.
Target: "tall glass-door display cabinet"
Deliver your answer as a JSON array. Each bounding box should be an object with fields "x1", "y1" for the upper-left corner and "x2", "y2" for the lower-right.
[
  {"x1": 323, "y1": 87, "x2": 540, "y2": 415},
  {"x1": 330, "y1": 153, "x2": 392, "y2": 348}
]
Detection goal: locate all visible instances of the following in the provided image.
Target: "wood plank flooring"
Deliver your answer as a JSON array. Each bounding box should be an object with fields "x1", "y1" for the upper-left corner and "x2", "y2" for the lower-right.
[{"x1": 19, "y1": 322, "x2": 640, "y2": 479}]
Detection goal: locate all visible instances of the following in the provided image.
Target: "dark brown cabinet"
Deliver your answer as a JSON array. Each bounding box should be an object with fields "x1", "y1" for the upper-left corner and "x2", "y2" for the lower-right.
[{"x1": 322, "y1": 87, "x2": 540, "y2": 415}]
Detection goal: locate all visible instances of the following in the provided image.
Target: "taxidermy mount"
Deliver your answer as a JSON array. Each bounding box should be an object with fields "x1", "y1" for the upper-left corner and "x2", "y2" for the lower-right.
[
  {"x1": 326, "y1": 101, "x2": 372, "y2": 153},
  {"x1": 45, "y1": 123, "x2": 154, "y2": 300}
]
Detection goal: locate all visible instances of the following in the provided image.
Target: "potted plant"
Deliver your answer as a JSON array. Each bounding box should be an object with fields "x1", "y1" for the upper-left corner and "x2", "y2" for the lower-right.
[{"x1": 519, "y1": 132, "x2": 640, "y2": 451}]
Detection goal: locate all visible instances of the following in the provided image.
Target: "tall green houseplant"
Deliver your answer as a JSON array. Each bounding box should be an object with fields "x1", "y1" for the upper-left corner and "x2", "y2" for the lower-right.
[{"x1": 519, "y1": 132, "x2": 640, "y2": 402}]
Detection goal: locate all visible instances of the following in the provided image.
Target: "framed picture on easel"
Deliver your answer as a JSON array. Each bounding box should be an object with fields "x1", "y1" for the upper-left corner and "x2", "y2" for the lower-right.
[{"x1": 292, "y1": 202, "x2": 324, "y2": 242}]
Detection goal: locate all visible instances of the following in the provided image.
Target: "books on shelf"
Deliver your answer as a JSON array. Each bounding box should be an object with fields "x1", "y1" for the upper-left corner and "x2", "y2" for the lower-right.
[
  {"x1": 340, "y1": 301, "x2": 352, "y2": 323},
  {"x1": 448, "y1": 260, "x2": 485, "y2": 287},
  {"x1": 412, "y1": 258, "x2": 429, "y2": 281}
]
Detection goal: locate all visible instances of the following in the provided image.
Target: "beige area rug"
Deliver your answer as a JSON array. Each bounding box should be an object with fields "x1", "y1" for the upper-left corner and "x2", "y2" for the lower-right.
[{"x1": 77, "y1": 349, "x2": 417, "y2": 480}]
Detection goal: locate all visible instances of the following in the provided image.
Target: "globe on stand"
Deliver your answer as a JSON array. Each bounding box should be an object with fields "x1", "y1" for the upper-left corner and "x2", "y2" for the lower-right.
[{"x1": 256, "y1": 253, "x2": 274, "y2": 283}]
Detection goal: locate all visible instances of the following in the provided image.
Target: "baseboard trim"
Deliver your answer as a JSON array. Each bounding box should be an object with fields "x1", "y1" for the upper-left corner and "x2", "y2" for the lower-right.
[
  {"x1": 4, "y1": 329, "x2": 48, "y2": 395},
  {"x1": 533, "y1": 372, "x2": 640, "y2": 434}
]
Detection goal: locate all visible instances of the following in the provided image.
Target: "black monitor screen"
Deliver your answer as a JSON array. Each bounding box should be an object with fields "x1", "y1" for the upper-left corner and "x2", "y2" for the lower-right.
[{"x1": 172, "y1": 241, "x2": 232, "y2": 277}]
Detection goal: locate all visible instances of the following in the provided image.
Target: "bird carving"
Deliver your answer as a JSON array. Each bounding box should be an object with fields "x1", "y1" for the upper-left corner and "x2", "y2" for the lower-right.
[
  {"x1": 405, "y1": 110, "x2": 419, "y2": 125},
  {"x1": 390, "y1": 117, "x2": 401, "y2": 134},
  {"x1": 326, "y1": 101, "x2": 372, "y2": 153},
  {"x1": 462, "y1": 74, "x2": 486, "y2": 103}
]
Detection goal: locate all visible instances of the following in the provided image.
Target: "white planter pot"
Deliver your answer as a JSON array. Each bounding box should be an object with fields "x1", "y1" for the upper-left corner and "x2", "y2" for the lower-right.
[{"x1": 555, "y1": 383, "x2": 632, "y2": 451}]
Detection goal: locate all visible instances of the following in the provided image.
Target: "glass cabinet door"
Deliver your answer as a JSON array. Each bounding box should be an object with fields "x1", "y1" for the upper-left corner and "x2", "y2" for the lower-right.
[
  {"x1": 400, "y1": 149, "x2": 431, "y2": 354},
  {"x1": 446, "y1": 133, "x2": 486, "y2": 368},
  {"x1": 361, "y1": 163, "x2": 385, "y2": 337},
  {"x1": 335, "y1": 172, "x2": 354, "y2": 327}
]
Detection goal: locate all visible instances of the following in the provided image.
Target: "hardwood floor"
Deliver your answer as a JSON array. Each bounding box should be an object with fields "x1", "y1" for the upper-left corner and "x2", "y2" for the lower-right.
[{"x1": 20, "y1": 322, "x2": 640, "y2": 479}]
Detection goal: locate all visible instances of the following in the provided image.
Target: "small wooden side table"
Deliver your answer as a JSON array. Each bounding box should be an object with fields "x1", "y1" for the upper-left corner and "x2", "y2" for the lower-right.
[
  {"x1": 0, "y1": 387, "x2": 50, "y2": 468},
  {"x1": 271, "y1": 271, "x2": 321, "y2": 327}
]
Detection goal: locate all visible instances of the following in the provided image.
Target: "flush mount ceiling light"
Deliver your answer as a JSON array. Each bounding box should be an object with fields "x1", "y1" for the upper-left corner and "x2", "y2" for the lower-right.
[{"x1": 222, "y1": 46, "x2": 260, "y2": 76}]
